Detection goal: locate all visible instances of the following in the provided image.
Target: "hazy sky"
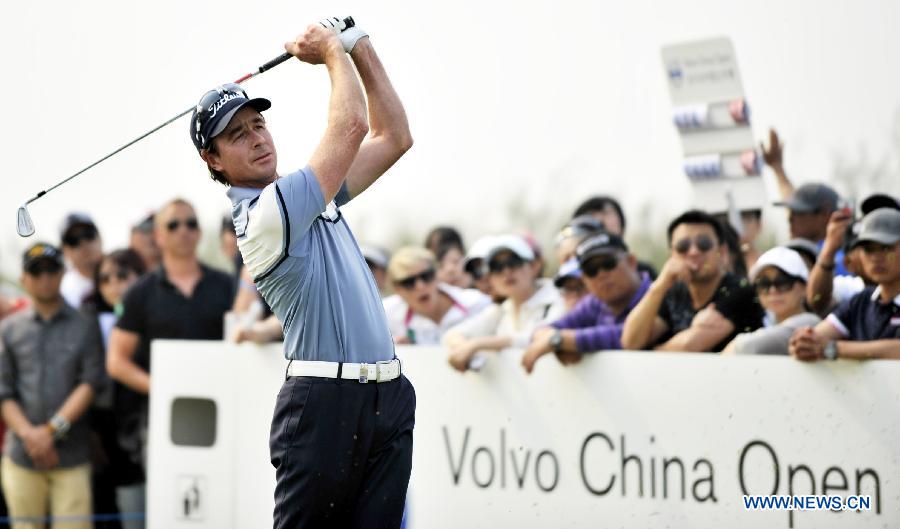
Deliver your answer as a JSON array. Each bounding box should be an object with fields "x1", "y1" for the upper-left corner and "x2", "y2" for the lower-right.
[{"x1": 2, "y1": 0, "x2": 898, "y2": 280}]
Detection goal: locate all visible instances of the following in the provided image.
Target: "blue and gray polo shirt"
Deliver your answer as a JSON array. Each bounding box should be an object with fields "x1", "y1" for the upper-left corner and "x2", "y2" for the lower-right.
[
  {"x1": 826, "y1": 285, "x2": 900, "y2": 340},
  {"x1": 227, "y1": 167, "x2": 394, "y2": 363}
]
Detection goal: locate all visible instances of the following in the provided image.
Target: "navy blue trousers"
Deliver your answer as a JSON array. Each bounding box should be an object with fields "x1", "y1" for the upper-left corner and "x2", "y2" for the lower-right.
[{"x1": 270, "y1": 373, "x2": 416, "y2": 529}]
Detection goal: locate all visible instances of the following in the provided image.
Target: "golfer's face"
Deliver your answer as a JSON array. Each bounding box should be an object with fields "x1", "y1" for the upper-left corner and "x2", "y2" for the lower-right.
[{"x1": 211, "y1": 108, "x2": 277, "y2": 186}]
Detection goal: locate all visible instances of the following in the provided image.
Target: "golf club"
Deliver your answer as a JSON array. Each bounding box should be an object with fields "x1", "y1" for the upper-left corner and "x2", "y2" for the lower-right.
[{"x1": 16, "y1": 16, "x2": 355, "y2": 238}]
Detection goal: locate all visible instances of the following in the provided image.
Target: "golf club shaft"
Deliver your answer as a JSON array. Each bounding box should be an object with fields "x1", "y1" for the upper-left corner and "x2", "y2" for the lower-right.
[
  {"x1": 23, "y1": 52, "x2": 298, "y2": 207},
  {"x1": 23, "y1": 11, "x2": 356, "y2": 206},
  {"x1": 24, "y1": 55, "x2": 290, "y2": 207}
]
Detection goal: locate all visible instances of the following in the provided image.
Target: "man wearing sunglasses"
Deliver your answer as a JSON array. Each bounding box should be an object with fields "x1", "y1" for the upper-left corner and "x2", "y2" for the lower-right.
[
  {"x1": 790, "y1": 208, "x2": 900, "y2": 360},
  {"x1": 622, "y1": 210, "x2": 763, "y2": 352},
  {"x1": 190, "y1": 20, "x2": 414, "y2": 528},
  {"x1": 59, "y1": 213, "x2": 103, "y2": 310},
  {"x1": 523, "y1": 232, "x2": 650, "y2": 372},
  {"x1": 0, "y1": 243, "x2": 104, "y2": 529},
  {"x1": 107, "y1": 199, "x2": 234, "y2": 521}
]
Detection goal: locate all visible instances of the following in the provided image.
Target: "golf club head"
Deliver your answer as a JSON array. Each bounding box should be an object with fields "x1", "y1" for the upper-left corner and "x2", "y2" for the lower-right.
[{"x1": 17, "y1": 206, "x2": 35, "y2": 237}]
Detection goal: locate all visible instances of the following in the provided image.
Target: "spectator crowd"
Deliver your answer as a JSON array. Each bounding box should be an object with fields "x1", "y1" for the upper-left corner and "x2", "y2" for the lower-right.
[{"x1": 0, "y1": 130, "x2": 898, "y2": 527}]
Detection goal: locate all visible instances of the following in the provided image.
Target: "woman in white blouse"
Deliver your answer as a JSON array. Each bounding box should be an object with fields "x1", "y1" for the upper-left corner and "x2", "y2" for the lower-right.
[
  {"x1": 382, "y1": 246, "x2": 491, "y2": 345},
  {"x1": 444, "y1": 235, "x2": 566, "y2": 371}
]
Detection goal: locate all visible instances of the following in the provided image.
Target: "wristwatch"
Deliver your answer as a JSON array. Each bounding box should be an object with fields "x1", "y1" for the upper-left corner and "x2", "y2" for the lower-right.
[
  {"x1": 549, "y1": 329, "x2": 563, "y2": 353},
  {"x1": 823, "y1": 340, "x2": 838, "y2": 361},
  {"x1": 47, "y1": 415, "x2": 71, "y2": 441}
]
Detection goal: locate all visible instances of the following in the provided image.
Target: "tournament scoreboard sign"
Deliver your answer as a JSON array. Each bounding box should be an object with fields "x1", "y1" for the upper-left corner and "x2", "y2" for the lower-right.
[
  {"x1": 662, "y1": 37, "x2": 767, "y2": 213},
  {"x1": 148, "y1": 343, "x2": 899, "y2": 528}
]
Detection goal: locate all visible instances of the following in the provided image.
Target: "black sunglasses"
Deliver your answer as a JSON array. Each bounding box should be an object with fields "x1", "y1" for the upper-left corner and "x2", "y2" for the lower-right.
[
  {"x1": 63, "y1": 228, "x2": 98, "y2": 247},
  {"x1": 99, "y1": 269, "x2": 133, "y2": 284},
  {"x1": 166, "y1": 218, "x2": 200, "y2": 233},
  {"x1": 26, "y1": 261, "x2": 63, "y2": 277},
  {"x1": 488, "y1": 255, "x2": 526, "y2": 274},
  {"x1": 581, "y1": 255, "x2": 621, "y2": 277},
  {"x1": 859, "y1": 242, "x2": 895, "y2": 255},
  {"x1": 464, "y1": 259, "x2": 487, "y2": 280},
  {"x1": 395, "y1": 269, "x2": 436, "y2": 290},
  {"x1": 753, "y1": 275, "x2": 799, "y2": 294},
  {"x1": 673, "y1": 234, "x2": 715, "y2": 255}
]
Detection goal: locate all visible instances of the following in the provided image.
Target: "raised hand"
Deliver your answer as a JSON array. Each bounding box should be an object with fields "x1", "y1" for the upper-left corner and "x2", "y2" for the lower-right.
[
  {"x1": 760, "y1": 128, "x2": 784, "y2": 168},
  {"x1": 318, "y1": 17, "x2": 369, "y2": 54},
  {"x1": 284, "y1": 24, "x2": 343, "y2": 65}
]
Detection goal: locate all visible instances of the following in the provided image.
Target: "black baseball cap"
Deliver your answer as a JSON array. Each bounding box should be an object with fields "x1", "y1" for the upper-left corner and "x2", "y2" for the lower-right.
[
  {"x1": 59, "y1": 212, "x2": 98, "y2": 247},
  {"x1": 190, "y1": 83, "x2": 271, "y2": 151},
  {"x1": 60, "y1": 212, "x2": 96, "y2": 237},
  {"x1": 773, "y1": 183, "x2": 839, "y2": 213},
  {"x1": 785, "y1": 237, "x2": 820, "y2": 265},
  {"x1": 860, "y1": 193, "x2": 899, "y2": 216},
  {"x1": 22, "y1": 243, "x2": 64, "y2": 272},
  {"x1": 575, "y1": 232, "x2": 628, "y2": 265}
]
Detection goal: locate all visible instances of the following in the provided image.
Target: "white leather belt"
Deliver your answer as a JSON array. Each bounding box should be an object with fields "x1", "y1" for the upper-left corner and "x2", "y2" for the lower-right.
[{"x1": 286, "y1": 359, "x2": 401, "y2": 384}]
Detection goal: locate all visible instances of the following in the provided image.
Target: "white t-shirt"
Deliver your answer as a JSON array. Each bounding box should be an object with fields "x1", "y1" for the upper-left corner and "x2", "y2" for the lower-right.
[
  {"x1": 382, "y1": 284, "x2": 492, "y2": 345},
  {"x1": 444, "y1": 279, "x2": 566, "y2": 348},
  {"x1": 832, "y1": 275, "x2": 866, "y2": 305},
  {"x1": 60, "y1": 269, "x2": 94, "y2": 309}
]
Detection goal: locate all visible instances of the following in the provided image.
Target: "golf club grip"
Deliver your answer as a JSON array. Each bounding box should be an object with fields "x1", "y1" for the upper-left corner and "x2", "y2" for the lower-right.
[
  {"x1": 255, "y1": 16, "x2": 356, "y2": 75},
  {"x1": 257, "y1": 53, "x2": 292, "y2": 74}
]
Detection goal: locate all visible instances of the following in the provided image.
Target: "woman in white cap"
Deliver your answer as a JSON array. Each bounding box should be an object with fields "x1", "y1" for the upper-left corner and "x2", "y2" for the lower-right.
[
  {"x1": 444, "y1": 235, "x2": 566, "y2": 371},
  {"x1": 723, "y1": 247, "x2": 820, "y2": 354},
  {"x1": 382, "y1": 247, "x2": 491, "y2": 345}
]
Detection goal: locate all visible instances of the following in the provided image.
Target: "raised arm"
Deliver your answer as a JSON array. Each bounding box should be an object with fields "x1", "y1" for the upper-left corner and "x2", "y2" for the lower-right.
[
  {"x1": 621, "y1": 259, "x2": 684, "y2": 349},
  {"x1": 761, "y1": 128, "x2": 794, "y2": 201},
  {"x1": 343, "y1": 38, "x2": 413, "y2": 199},
  {"x1": 807, "y1": 210, "x2": 851, "y2": 314},
  {"x1": 286, "y1": 25, "x2": 369, "y2": 204}
]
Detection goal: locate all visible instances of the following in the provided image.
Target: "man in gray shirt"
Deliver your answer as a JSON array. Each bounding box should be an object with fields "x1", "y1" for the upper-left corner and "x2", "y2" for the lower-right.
[
  {"x1": 0, "y1": 243, "x2": 103, "y2": 529},
  {"x1": 191, "y1": 19, "x2": 413, "y2": 528}
]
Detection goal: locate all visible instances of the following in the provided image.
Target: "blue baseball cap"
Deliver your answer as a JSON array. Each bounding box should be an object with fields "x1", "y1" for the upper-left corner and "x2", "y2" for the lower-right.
[
  {"x1": 553, "y1": 257, "x2": 582, "y2": 287},
  {"x1": 190, "y1": 83, "x2": 271, "y2": 151}
]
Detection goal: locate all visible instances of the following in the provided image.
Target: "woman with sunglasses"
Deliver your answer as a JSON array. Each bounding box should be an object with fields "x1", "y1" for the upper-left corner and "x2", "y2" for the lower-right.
[
  {"x1": 723, "y1": 247, "x2": 820, "y2": 355},
  {"x1": 82, "y1": 249, "x2": 146, "y2": 529},
  {"x1": 443, "y1": 235, "x2": 565, "y2": 372},
  {"x1": 85, "y1": 250, "x2": 147, "y2": 344},
  {"x1": 383, "y1": 247, "x2": 492, "y2": 346}
]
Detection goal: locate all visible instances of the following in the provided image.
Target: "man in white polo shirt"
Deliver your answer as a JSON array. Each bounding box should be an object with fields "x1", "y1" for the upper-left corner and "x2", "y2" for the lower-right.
[{"x1": 190, "y1": 19, "x2": 414, "y2": 528}]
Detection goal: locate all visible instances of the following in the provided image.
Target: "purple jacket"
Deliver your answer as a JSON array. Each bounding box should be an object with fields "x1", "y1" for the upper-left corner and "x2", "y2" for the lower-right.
[{"x1": 551, "y1": 274, "x2": 651, "y2": 352}]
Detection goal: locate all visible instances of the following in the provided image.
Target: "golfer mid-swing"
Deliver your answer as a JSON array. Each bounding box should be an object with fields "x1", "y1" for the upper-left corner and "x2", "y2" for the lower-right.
[{"x1": 190, "y1": 19, "x2": 414, "y2": 529}]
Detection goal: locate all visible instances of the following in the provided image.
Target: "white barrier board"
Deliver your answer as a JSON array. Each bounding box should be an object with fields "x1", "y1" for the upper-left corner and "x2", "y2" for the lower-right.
[{"x1": 148, "y1": 342, "x2": 899, "y2": 529}]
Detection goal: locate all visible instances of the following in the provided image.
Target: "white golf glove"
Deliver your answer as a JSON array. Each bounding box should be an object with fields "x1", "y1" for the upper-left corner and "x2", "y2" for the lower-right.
[{"x1": 318, "y1": 16, "x2": 369, "y2": 53}]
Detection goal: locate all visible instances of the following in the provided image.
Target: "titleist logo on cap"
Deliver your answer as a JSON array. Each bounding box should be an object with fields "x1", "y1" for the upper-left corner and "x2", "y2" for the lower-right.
[{"x1": 208, "y1": 92, "x2": 243, "y2": 119}]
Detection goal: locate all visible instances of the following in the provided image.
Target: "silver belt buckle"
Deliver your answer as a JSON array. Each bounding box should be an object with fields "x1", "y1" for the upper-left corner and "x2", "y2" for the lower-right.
[
  {"x1": 375, "y1": 360, "x2": 393, "y2": 383},
  {"x1": 358, "y1": 363, "x2": 369, "y2": 384}
]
